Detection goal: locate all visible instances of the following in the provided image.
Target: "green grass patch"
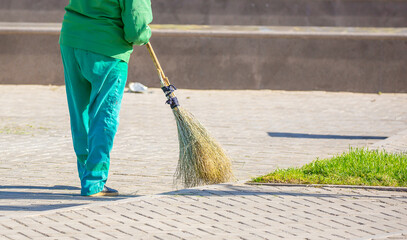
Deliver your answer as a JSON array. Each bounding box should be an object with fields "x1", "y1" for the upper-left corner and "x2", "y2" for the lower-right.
[{"x1": 252, "y1": 148, "x2": 407, "y2": 187}]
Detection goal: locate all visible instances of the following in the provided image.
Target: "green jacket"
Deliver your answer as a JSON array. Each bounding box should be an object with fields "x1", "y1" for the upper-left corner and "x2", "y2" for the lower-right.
[{"x1": 60, "y1": 0, "x2": 153, "y2": 63}]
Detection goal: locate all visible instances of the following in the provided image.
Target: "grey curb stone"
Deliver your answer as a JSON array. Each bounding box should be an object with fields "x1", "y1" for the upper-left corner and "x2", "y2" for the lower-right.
[{"x1": 246, "y1": 182, "x2": 407, "y2": 192}]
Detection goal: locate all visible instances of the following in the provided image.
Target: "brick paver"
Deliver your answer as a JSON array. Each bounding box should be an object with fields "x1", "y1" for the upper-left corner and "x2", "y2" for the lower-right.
[
  {"x1": 0, "y1": 184, "x2": 406, "y2": 239},
  {"x1": 1, "y1": 85, "x2": 407, "y2": 239}
]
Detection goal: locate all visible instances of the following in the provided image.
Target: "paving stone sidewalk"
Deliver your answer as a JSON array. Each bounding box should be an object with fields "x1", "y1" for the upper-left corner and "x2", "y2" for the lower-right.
[
  {"x1": 1, "y1": 85, "x2": 407, "y2": 239},
  {"x1": 0, "y1": 184, "x2": 407, "y2": 240}
]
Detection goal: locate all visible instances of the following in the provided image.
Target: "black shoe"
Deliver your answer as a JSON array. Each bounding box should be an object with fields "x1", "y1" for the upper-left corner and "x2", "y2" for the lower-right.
[{"x1": 88, "y1": 186, "x2": 119, "y2": 197}]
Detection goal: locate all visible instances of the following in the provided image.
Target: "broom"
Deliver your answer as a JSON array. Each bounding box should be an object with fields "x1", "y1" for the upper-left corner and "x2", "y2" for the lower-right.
[{"x1": 145, "y1": 42, "x2": 234, "y2": 187}]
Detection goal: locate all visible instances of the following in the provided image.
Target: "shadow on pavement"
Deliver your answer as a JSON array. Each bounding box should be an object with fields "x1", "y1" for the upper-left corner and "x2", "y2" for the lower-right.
[
  {"x1": 0, "y1": 185, "x2": 137, "y2": 212},
  {"x1": 0, "y1": 185, "x2": 80, "y2": 190},
  {"x1": 161, "y1": 184, "x2": 407, "y2": 200},
  {"x1": 0, "y1": 203, "x2": 85, "y2": 212},
  {"x1": 0, "y1": 185, "x2": 138, "y2": 202},
  {"x1": 267, "y1": 132, "x2": 387, "y2": 140},
  {"x1": 0, "y1": 190, "x2": 131, "y2": 200}
]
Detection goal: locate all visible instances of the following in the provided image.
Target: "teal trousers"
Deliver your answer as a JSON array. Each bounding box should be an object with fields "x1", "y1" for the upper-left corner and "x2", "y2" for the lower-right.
[{"x1": 60, "y1": 45, "x2": 128, "y2": 196}]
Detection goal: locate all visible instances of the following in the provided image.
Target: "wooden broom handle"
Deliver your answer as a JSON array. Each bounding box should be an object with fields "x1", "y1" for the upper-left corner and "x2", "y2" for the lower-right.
[{"x1": 145, "y1": 42, "x2": 171, "y2": 87}]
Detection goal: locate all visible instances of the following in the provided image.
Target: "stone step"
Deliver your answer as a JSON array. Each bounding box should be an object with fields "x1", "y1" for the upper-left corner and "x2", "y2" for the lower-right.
[
  {"x1": 1, "y1": 22, "x2": 406, "y2": 92},
  {"x1": 1, "y1": 0, "x2": 407, "y2": 27},
  {"x1": 2, "y1": 22, "x2": 407, "y2": 39}
]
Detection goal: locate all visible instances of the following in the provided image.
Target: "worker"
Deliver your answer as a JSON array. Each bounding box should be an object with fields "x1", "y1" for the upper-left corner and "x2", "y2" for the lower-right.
[{"x1": 59, "y1": 0, "x2": 153, "y2": 196}]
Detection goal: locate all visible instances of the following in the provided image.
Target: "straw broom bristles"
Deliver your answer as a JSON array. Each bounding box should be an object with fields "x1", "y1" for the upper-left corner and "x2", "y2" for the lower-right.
[
  {"x1": 145, "y1": 42, "x2": 233, "y2": 188},
  {"x1": 172, "y1": 106, "x2": 234, "y2": 187}
]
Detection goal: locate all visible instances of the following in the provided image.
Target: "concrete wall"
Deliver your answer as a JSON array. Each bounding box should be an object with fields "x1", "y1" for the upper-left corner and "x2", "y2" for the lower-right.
[
  {"x1": 1, "y1": 0, "x2": 406, "y2": 92},
  {"x1": 151, "y1": 0, "x2": 407, "y2": 27},
  {"x1": 1, "y1": 0, "x2": 407, "y2": 27},
  {"x1": 1, "y1": 33, "x2": 406, "y2": 93},
  {"x1": 0, "y1": 0, "x2": 67, "y2": 23}
]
